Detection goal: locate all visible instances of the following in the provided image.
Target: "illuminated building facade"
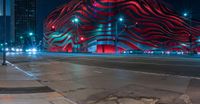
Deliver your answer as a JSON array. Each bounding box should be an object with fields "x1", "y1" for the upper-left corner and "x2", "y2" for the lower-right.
[{"x1": 44, "y1": 0, "x2": 200, "y2": 53}]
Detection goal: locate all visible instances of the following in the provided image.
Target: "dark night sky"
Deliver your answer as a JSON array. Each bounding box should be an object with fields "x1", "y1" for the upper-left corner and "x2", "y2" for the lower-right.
[{"x1": 164, "y1": 0, "x2": 200, "y2": 18}]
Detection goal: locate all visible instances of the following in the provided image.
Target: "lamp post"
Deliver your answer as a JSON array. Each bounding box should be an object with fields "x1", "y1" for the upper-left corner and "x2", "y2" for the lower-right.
[
  {"x1": 28, "y1": 32, "x2": 35, "y2": 48},
  {"x1": 115, "y1": 17, "x2": 124, "y2": 54},
  {"x1": 29, "y1": 32, "x2": 33, "y2": 36},
  {"x1": 183, "y1": 12, "x2": 194, "y2": 55},
  {"x1": 115, "y1": 17, "x2": 137, "y2": 54},
  {"x1": 72, "y1": 17, "x2": 80, "y2": 52},
  {"x1": 2, "y1": 0, "x2": 7, "y2": 66}
]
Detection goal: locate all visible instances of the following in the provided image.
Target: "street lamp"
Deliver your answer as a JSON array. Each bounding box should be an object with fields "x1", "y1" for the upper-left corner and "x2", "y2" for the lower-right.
[
  {"x1": 28, "y1": 32, "x2": 36, "y2": 48},
  {"x1": 74, "y1": 18, "x2": 79, "y2": 23},
  {"x1": 197, "y1": 39, "x2": 200, "y2": 42},
  {"x1": 72, "y1": 17, "x2": 80, "y2": 52},
  {"x1": 72, "y1": 17, "x2": 79, "y2": 23},
  {"x1": 20, "y1": 36, "x2": 23, "y2": 39},
  {"x1": 29, "y1": 32, "x2": 34, "y2": 36},
  {"x1": 183, "y1": 11, "x2": 194, "y2": 55},
  {"x1": 183, "y1": 12, "x2": 188, "y2": 17},
  {"x1": 119, "y1": 17, "x2": 124, "y2": 22},
  {"x1": 115, "y1": 17, "x2": 138, "y2": 54},
  {"x1": 19, "y1": 36, "x2": 24, "y2": 46},
  {"x1": 115, "y1": 17, "x2": 124, "y2": 54}
]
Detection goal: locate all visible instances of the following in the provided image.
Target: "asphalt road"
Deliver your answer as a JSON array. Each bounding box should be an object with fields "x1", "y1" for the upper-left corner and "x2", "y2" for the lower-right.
[
  {"x1": 1, "y1": 52, "x2": 200, "y2": 104},
  {"x1": 3, "y1": 52, "x2": 200, "y2": 78}
]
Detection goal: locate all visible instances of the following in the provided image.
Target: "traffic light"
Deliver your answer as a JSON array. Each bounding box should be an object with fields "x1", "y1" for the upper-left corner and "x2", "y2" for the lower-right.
[
  {"x1": 80, "y1": 36, "x2": 85, "y2": 41},
  {"x1": 51, "y1": 25, "x2": 56, "y2": 31}
]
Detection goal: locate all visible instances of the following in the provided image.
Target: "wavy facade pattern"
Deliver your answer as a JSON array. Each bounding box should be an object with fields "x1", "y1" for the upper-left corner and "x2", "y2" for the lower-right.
[{"x1": 44, "y1": 0, "x2": 200, "y2": 53}]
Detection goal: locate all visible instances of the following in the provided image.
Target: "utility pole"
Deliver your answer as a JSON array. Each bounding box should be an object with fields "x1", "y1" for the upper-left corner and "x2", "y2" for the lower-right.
[{"x1": 2, "y1": 0, "x2": 7, "y2": 66}]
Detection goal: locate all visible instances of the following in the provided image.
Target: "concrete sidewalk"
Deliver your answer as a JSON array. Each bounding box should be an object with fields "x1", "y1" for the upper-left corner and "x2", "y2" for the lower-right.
[{"x1": 0, "y1": 61, "x2": 75, "y2": 104}]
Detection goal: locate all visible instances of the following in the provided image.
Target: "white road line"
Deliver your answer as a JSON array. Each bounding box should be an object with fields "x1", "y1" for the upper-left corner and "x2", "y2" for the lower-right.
[
  {"x1": 94, "y1": 71, "x2": 103, "y2": 73},
  {"x1": 6, "y1": 61, "x2": 35, "y2": 77},
  {"x1": 64, "y1": 98, "x2": 78, "y2": 104},
  {"x1": 77, "y1": 57, "x2": 200, "y2": 67}
]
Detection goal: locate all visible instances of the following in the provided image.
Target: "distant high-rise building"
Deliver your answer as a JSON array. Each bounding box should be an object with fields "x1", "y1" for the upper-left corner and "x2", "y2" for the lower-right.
[
  {"x1": 12, "y1": 0, "x2": 36, "y2": 47},
  {"x1": 0, "y1": 0, "x2": 12, "y2": 46},
  {"x1": 0, "y1": 16, "x2": 11, "y2": 44}
]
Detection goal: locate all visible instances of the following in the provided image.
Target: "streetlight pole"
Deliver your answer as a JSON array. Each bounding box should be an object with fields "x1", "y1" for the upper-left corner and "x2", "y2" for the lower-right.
[
  {"x1": 183, "y1": 12, "x2": 194, "y2": 55},
  {"x1": 115, "y1": 17, "x2": 137, "y2": 54},
  {"x1": 189, "y1": 12, "x2": 193, "y2": 55},
  {"x1": 76, "y1": 23, "x2": 79, "y2": 52},
  {"x1": 115, "y1": 22, "x2": 118, "y2": 54},
  {"x1": 2, "y1": 0, "x2": 7, "y2": 66},
  {"x1": 29, "y1": 32, "x2": 35, "y2": 47},
  {"x1": 115, "y1": 17, "x2": 123, "y2": 54},
  {"x1": 72, "y1": 17, "x2": 80, "y2": 53}
]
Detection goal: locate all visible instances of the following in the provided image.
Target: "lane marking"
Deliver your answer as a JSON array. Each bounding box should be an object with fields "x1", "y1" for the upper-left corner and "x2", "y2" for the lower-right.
[
  {"x1": 64, "y1": 98, "x2": 78, "y2": 104},
  {"x1": 94, "y1": 71, "x2": 103, "y2": 74}
]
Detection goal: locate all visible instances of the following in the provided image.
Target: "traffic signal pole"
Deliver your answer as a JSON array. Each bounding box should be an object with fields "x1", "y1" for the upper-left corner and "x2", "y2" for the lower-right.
[{"x1": 2, "y1": 0, "x2": 7, "y2": 66}]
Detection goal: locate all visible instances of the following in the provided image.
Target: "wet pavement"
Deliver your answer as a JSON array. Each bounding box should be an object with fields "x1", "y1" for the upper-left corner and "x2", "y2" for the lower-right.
[{"x1": 0, "y1": 53, "x2": 200, "y2": 104}]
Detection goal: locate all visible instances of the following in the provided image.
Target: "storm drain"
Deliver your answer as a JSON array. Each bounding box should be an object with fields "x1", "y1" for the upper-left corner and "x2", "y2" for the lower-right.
[{"x1": 0, "y1": 86, "x2": 55, "y2": 94}]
